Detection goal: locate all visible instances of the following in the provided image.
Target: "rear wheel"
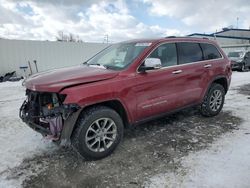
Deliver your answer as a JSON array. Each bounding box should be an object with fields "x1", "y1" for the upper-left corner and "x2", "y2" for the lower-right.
[
  {"x1": 200, "y1": 83, "x2": 225, "y2": 117},
  {"x1": 72, "y1": 106, "x2": 124, "y2": 160}
]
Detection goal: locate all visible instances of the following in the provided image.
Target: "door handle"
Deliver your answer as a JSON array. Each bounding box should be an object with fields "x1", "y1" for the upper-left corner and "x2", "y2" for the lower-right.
[
  {"x1": 204, "y1": 64, "x2": 212, "y2": 68},
  {"x1": 172, "y1": 70, "x2": 182, "y2": 74}
]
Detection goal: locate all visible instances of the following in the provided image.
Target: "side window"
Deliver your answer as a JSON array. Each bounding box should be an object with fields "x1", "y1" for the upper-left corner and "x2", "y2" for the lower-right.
[
  {"x1": 200, "y1": 43, "x2": 222, "y2": 60},
  {"x1": 177, "y1": 42, "x2": 203, "y2": 64},
  {"x1": 148, "y1": 43, "x2": 177, "y2": 67}
]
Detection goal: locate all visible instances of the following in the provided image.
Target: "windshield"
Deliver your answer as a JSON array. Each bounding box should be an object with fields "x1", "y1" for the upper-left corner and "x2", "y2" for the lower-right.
[
  {"x1": 86, "y1": 42, "x2": 151, "y2": 70},
  {"x1": 228, "y1": 52, "x2": 243, "y2": 58}
]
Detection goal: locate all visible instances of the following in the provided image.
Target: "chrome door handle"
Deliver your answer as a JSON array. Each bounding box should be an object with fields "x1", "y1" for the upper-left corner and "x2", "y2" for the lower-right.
[
  {"x1": 204, "y1": 64, "x2": 212, "y2": 68},
  {"x1": 172, "y1": 70, "x2": 182, "y2": 74}
]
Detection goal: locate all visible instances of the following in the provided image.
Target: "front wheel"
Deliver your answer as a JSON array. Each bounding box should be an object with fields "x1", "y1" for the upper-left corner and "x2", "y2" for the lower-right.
[
  {"x1": 200, "y1": 83, "x2": 225, "y2": 117},
  {"x1": 72, "y1": 106, "x2": 124, "y2": 160}
]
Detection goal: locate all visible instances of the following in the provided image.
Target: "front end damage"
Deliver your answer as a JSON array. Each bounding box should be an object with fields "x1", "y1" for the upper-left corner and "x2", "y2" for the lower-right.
[{"x1": 19, "y1": 89, "x2": 80, "y2": 141}]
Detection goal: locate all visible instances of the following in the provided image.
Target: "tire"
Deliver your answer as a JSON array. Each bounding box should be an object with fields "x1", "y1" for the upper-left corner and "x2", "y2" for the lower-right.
[
  {"x1": 200, "y1": 83, "x2": 225, "y2": 117},
  {"x1": 72, "y1": 106, "x2": 124, "y2": 160}
]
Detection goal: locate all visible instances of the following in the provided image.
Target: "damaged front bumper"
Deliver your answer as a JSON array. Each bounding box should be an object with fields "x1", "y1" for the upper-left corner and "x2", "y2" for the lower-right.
[{"x1": 19, "y1": 90, "x2": 80, "y2": 142}]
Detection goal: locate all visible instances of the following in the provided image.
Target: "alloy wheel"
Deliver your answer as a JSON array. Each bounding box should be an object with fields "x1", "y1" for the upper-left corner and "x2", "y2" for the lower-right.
[
  {"x1": 209, "y1": 90, "x2": 223, "y2": 112},
  {"x1": 85, "y1": 118, "x2": 117, "y2": 152}
]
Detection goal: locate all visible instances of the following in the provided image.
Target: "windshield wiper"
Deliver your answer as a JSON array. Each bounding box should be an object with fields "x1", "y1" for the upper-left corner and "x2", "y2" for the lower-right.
[{"x1": 88, "y1": 63, "x2": 101, "y2": 66}]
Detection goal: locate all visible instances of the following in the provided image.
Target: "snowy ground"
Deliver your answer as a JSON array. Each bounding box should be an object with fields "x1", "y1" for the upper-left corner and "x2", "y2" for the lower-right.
[
  {"x1": 146, "y1": 72, "x2": 250, "y2": 188},
  {"x1": 0, "y1": 72, "x2": 249, "y2": 188},
  {"x1": 0, "y1": 81, "x2": 56, "y2": 187}
]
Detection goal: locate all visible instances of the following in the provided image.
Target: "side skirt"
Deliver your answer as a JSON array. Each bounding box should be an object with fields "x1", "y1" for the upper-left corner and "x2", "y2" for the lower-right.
[{"x1": 131, "y1": 103, "x2": 200, "y2": 126}]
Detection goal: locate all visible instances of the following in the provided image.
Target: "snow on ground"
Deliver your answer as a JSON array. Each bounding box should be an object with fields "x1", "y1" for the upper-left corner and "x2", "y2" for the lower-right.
[
  {"x1": 0, "y1": 81, "x2": 56, "y2": 188},
  {"x1": 0, "y1": 72, "x2": 250, "y2": 188},
  {"x1": 146, "y1": 71, "x2": 250, "y2": 188}
]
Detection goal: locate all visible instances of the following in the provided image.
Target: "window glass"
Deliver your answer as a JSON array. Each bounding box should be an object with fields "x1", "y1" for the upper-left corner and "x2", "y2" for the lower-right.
[
  {"x1": 177, "y1": 42, "x2": 203, "y2": 64},
  {"x1": 87, "y1": 42, "x2": 149, "y2": 70},
  {"x1": 148, "y1": 43, "x2": 177, "y2": 67},
  {"x1": 200, "y1": 43, "x2": 222, "y2": 60},
  {"x1": 228, "y1": 52, "x2": 242, "y2": 58}
]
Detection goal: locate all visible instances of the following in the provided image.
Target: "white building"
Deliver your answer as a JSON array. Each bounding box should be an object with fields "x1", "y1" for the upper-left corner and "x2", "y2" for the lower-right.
[
  {"x1": 188, "y1": 28, "x2": 250, "y2": 54},
  {"x1": 0, "y1": 39, "x2": 109, "y2": 77}
]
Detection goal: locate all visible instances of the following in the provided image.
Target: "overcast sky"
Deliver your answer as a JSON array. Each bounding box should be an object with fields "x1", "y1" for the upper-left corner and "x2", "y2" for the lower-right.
[{"x1": 0, "y1": 0, "x2": 249, "y2": 42}]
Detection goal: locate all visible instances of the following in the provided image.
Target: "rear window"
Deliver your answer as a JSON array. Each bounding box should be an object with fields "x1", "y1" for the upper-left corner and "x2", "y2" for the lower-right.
[
  {"x1": 228, "y1": 51, "x2": 244, "y2": 58},
  {"x1": 200, "y1": 43, "x2": 222, "y2": 60},
  {"x1": 177, "y1": 42, "x2": 203, "y2": 64}
]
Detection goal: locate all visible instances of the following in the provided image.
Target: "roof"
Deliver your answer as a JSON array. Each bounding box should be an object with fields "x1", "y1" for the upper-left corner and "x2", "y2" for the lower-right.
[
  {"x1": 214, "y1": 28, "x2": 250, "y2": 35},
  {"x1": 188, "y1": 28, "x2": 250, "y2": 40}
]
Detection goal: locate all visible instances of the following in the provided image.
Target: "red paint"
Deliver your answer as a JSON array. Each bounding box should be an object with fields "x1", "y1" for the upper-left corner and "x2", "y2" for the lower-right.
[{"x1": 24, "y1": 37, "x2": 231, "y2": 124}]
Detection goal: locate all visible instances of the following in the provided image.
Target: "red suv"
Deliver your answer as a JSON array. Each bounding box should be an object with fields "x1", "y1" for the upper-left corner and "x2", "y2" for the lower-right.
[{"x1": 20, "y1": 37, "x2": 232, "y2": 160}]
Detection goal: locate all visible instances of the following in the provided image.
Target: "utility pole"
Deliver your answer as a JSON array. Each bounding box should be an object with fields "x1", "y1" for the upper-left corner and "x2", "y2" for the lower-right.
[
  {"x1": 104, "y1": 34, "x2": 109, "y2": 44},
  {"x1": 236, "y1": 17, "x2": 239, "y2": 29}
]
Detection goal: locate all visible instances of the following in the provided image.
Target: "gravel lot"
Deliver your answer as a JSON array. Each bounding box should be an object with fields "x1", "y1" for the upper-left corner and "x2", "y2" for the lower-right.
[
  {"x1": 8, "y1": 107, "x2": 242, "y2": 188},
  {"x1": 20, "y1": 109, "x2": 241, "y2": 188}
]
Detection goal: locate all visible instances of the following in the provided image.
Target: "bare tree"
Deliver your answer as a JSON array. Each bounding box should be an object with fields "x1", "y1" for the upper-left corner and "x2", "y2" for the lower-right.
[{"x1": 56, "y1": 31, "x2": 83, "y2": 42}]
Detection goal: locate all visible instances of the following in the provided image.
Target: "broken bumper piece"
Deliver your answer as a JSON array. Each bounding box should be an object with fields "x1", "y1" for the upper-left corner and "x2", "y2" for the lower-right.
[{"x1": 19, "y1": 100, "x2": 80, "y2": 140}]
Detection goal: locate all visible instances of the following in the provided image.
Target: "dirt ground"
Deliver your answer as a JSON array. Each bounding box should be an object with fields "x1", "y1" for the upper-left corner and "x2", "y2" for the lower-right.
[{"x1": 5, "y1": 84, "x2": 250, "y2": 188}]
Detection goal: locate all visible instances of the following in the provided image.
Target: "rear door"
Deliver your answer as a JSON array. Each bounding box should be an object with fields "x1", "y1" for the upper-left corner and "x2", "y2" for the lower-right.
[
  {"x1": 199, "y1": 42, "x2": 224, "y2": 94},
  {"x1": 174, "y1": 42, "x2": 208, "y2": 107}
]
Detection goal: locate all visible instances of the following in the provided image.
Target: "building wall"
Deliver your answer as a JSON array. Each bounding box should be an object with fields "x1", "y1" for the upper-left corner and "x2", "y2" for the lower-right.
[
  {"x1": 0, "y1": 39, "x2": 109, "y2": 77},
  {"x1": 189, "y1": 35, "x2": 250, "y2": 46},
  {"x1": 216, "y1": 30, "x2": 250, "y2": 38}
]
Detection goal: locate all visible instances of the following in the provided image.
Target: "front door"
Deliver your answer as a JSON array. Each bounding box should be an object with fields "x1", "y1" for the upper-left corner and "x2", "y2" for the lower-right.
[{"x1": 135, "y1": 43, "x2": 181, "y2": 121}]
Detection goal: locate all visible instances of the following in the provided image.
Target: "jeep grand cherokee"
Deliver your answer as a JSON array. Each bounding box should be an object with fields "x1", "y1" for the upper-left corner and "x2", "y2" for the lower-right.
[{"x1": 20, "y1": 37, "x2": 232, "y2": 160}]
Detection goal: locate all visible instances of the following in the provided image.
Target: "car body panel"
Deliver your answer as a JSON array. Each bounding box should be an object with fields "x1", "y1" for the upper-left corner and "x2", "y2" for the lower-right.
[
  {"x1": 228, "y1": 51, "x2": 250, "y2": 70},
  {"x1": 24, "y1": 65, "x2": 119, "y2": 92}
]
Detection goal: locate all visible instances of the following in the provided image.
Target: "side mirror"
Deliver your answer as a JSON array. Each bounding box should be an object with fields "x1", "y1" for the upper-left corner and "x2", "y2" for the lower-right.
[{"x1": 138, "y1": 58, "x2": 162, "y2": 72}]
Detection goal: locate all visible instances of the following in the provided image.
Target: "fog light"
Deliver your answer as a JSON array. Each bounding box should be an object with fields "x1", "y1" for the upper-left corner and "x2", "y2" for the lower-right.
[{"x1": 47, "y1": 103, "x2": 53, "y2": 110}]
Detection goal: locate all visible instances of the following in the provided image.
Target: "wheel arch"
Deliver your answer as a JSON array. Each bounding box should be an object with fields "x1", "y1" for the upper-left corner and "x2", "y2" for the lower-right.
[
  {"x1": 201, "y1": 76, "x2": 229, "y2": 103},
  {"x1": 212, "y1": 77, "x2": 228, "y2": 93},
  {"x1": 62, "y1": 99, "x2": 130, "y2": 141},
  {"x1": 82, "y1": 99, "x2": 130, "y2": 127}
]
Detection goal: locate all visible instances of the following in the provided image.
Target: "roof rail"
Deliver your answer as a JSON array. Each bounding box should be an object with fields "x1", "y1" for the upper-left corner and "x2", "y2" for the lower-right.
[
  {"x1": 166, "y1": 36, "x2": 176, "y2": 38},
  {"x1": 165, "y1": 36, "x2": 210, "y2": 40}
]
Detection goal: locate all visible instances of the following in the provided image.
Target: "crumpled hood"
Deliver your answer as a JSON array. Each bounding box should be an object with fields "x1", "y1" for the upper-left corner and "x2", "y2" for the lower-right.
[{"x1": 24, "y1": 65, "x2": 118, "y2": 92}]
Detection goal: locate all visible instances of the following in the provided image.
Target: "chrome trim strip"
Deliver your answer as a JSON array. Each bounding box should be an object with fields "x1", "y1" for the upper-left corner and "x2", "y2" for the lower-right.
[
  {"x1": 142, "y1": 100, "x2": 168, "y2": 109},
  {"x1": 172, "y1": 70, "x2": 183, "y2": 74},
  {"x1": 204, "y1": 64, "x2": 212, "y2": 68}
]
